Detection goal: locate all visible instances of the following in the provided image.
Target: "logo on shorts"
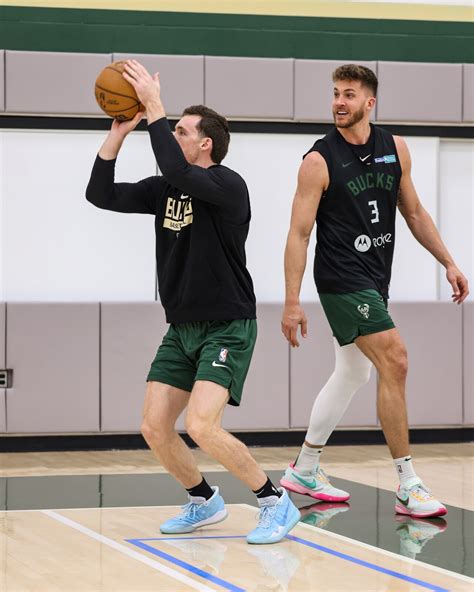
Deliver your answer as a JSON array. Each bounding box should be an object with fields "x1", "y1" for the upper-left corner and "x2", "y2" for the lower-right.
[
  {"x1": 357, "y1": 304, "x2": 370, "y2": 319},
  {"x1": 218, "y1": 348, "x2": 228, "y2": 363},
  {"x1": 354, "y1": 234, "x2": 371, "y2": 252}
]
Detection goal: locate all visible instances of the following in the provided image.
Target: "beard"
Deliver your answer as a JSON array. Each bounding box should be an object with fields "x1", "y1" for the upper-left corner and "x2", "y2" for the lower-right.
[{"x1": 333, "y1": 105, "x2": 366, "y2": 128}]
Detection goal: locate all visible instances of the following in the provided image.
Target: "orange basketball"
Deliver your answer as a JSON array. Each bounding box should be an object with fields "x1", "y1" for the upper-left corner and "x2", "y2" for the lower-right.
[{"x1": 94, "y1": 61, "x2": 144, "y2": 121}]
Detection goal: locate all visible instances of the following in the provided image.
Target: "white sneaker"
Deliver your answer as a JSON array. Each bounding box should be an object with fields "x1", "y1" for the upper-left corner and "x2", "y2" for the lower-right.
[
  {"x1": 395, "y1": 482, "x2": 447, "y2": 518},
  {"x1": 280, "y1": 464, "x2": 350, "y2": 502}
]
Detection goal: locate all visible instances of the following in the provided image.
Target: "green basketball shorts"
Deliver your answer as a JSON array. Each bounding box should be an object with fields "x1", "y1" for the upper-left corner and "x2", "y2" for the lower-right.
[
  {"x1": 319, "y1": 289, "x2": 396, "y2": 346},
  {"x1": 147, "y1": 319, "x2": 257, "y2": 406}
]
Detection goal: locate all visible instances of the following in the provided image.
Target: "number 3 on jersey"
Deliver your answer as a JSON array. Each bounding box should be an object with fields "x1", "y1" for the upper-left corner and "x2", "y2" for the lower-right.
[{"x1": 368, "y1": 200, "x2": 380, "y2": 224}]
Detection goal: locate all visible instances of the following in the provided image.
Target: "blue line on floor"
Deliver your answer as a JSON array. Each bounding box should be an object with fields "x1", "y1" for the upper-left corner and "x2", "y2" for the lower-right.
[
  {"x1": 286, "y1": 533, "x2": 450, "y2": 592},
  {"x1": 126, "y1": 538, "x2": 245, "y2": 592},
  {"x1": 127, "y1": 533, "x2": 451, "y2": 592},
  {"x1": 136, "y1": 535, "x2": 246, "y2": 541}
]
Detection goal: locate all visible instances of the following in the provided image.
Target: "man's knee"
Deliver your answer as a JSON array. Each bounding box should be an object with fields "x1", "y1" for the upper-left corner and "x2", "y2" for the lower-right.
[
  {"x1": 346, "y1": 363, "x2": 372, "y2": 389},
  {"x1": 185, "y1": 413, "x2": 216, "y2": 446},
  {"x1": 141, "y1": 419, "x2": 173, "y2": 448},
  {"x1": 336, "y1": 357, "x2": 372, "y2": 390},
  {"x1": 383, "y1": 345, "x2": 408, "y2": 381}
]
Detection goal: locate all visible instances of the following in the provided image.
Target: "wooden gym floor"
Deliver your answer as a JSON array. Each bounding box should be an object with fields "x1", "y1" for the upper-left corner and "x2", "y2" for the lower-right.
[{"x1": 0, "y1": 443, "x2": 472, "y2": 591}]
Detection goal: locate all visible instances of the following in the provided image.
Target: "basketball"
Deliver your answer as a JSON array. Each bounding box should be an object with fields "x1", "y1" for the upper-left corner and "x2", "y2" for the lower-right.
[{"x1": 94, "y1": 61, "x2": 144, "y2": 121}]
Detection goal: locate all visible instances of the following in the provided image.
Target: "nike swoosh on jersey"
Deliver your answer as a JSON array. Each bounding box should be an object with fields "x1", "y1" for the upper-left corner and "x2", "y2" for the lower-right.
[
  {"x1": 360, "y1": 154, "x2": 371, "y2": 162},
  {"x1": 342, "y1": 161, "x2": 353, "y2": 168},
  {"x1": 211, "y1": 361, "x2": 230, "y2": 370}
]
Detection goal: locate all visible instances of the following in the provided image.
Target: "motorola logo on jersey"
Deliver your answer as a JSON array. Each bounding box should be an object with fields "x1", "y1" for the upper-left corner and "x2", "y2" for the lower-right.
[
  {"x1": 354, "y1": 233, "x2": 392, "y2": 252},
  {"x1": 373, "y1": 233, "x2": 392, "y2": 247},
  {"x1": 354, "y1": 235, "x2": 371, "y2": 252}
]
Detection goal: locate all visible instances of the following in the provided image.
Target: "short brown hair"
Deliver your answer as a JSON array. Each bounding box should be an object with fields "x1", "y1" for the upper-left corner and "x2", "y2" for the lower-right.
[
  {"x1": 182, "y1": 105, "x2": 230, "y2": 164},
  {"x1": 332, "y1": 64, "x2": 378, "y2": 97}
]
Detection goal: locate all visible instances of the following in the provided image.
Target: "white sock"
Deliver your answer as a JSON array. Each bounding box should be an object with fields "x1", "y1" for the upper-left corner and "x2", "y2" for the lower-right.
[
  {"x1": 305, "y1": 340, "x2": 372, "y2": 445},
  {"x1": 394, "y1": 456, "x2": 419, "y2": 488},
  {"x1": 294, "y1": 444, "x2": 322, "y2": 474}
]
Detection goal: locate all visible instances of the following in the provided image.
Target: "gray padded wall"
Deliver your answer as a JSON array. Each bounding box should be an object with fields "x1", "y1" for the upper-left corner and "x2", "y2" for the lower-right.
[
  {"x1": 0, "y1": 303, "x2": 5, "y2": 432},
  {"x1": 223, "y1": 304, "x2": 290, "y2": 430},
  {"x1": 290, "y1": 304, "x2": 377, "y2": 429},
  {"x1": 0, "y1": 51, "x2": 470, "y2": 123},
  {"x1": 294, "y1": 60, "x2": 377, "y2": 122},
  {"x1": 377, "y1": 62, "x2": 462, "y2": 122},
  {"x1": 114, "y1": 53, "x2": 204, "y2": 117},
  {"x1": 6, "y1": 303, "x2": 100, "y2": 432},
  {"x1": 6, "y1": 51, "x2": 110, "y2": 115},
  {"x1": 205, "y1": 57, "x2": 293, "y2": 119},
  {"x1": 463, "y1": 64, "x2": 474, "y2": 122},
  {"x1": 390, "y1": 303, "x2": 463, "y2": 425},
  {"x1": 101, "y1": 302, "x2": 167, "y2": 432},
  {"x1": 464, "y1": 303, "x2": 473, "y2": 424},
  {"x1": 0, "y1": 51, "x2": 4, "y2": 112}
]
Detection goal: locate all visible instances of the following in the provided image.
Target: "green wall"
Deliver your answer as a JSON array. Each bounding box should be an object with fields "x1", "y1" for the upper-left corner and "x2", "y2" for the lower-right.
[{"x1": 0, "y1": 6, "x2": 472, "y2": 63}]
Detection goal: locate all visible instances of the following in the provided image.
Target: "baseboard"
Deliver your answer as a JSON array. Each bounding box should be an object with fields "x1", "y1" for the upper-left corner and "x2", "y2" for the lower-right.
[{"x1": 0, "y1": 427, "x2": 472, "y2": 453}]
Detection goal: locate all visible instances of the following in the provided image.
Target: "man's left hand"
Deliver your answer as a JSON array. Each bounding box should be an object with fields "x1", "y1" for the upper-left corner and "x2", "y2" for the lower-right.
[
  {"x1": 123, "y1": 60, "x2": 165, "y2": 122},
  {"x1": 446, "y1": 265, "x2": 469, "y2": 304}
]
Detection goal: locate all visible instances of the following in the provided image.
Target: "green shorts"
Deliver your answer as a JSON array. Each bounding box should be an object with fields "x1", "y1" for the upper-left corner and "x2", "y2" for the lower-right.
[
  {"x1": 319, "y1": 289, "x2": 396, "y2": 346},
  {"x1": 147, "y1": 319, "x2": 257, "y2": 406}
]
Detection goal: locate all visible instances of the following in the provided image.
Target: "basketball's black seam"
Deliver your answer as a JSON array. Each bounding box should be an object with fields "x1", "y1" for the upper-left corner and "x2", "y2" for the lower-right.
[
  {"x1": 94, "y1": 83, "x2": 141, "y2": 105},
  {"x1": 95, "y1": 104, "x2": 141, "y2": 114}
]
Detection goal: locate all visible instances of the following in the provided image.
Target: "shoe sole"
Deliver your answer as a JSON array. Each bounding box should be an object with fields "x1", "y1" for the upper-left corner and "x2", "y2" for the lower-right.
[
  {"x1": 160, "y1": 509, "x2": 228, "y2": 534},
  {"x1": 280, "y1": 479, "x2": 350, "y2": 502},
  {"x1": 395, "y1": 504, "x2": 447, "y2": 518},
  {"x1": 247, "y1": 507, "x2": 302, "y2": 545}
]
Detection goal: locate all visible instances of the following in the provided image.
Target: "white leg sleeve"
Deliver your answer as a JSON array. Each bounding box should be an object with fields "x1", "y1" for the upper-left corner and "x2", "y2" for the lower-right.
[{"x1": 305, "y1": 338, "x2": 373, "y2": 445}]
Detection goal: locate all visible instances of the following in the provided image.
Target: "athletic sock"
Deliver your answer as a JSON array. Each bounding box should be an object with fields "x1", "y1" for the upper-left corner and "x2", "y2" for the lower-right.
[
  {"x1": 294, "y1": 443, "x2": 323, "y2": 474},
  {"x1": 253, "y1": 477, "x2": 282, "y2": 504},
  {"x1": 394, "y1": 456, "x2": 420, "y2": 488},
  {"x1": 186, "y1": 478, "x2": 214, "y2": 501}
]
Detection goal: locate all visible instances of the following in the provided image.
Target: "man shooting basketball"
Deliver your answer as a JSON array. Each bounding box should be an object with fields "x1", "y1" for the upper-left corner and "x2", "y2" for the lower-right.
[
  {"x1": 280, "y1": 64, "x2": 469, "y2": 518},
  {"x1": 86, "y1": 60, "x2": 300, "y2": 544}
]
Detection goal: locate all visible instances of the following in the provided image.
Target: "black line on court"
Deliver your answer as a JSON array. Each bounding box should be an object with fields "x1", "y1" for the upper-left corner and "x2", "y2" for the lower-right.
[
  {"x1": 1, "y1": 427, "x2": 472, "y2": 452},
  {"x1": 1, "y1": 470, "x2": 472, "y2": 578},
  {"x1": 0, "y1": 116, "x2": 473, "y2": 139}
]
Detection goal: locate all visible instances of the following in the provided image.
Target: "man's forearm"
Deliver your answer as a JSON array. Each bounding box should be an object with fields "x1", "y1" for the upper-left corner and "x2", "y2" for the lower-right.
[
  {"x1": 99, "y1": 135, "x2": 124, "y2": 160},
  {"x1": 284, "y1": 233, "x2": 309, "y2": 304},
  {"x1": 145, "y1": 98, "x2": 166, "y2": 125},
  {"x1": 406, "y1": 207, "x2": 455, "y2": 268}
]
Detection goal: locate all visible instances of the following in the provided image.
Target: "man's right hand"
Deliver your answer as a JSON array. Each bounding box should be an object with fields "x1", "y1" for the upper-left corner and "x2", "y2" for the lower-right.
[
  {"x1": 281, "y1": 303, "x2": 308, "y2": 347},
  {"x1": 99, "y1": 111, "x2": 143, "y2": 160}
]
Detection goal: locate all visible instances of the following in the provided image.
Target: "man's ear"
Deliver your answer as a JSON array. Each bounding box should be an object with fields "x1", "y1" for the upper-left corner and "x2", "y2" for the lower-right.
[
  {"x1": 367, "y1": 96, "x2": 376, "y2": 111},
  {"x1": 201, "y1": 137, "x2": 212, "y2": 151}
]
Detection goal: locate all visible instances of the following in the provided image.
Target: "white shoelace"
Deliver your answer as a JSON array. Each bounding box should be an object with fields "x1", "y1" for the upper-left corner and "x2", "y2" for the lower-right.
[
  {"x1": 408, "y1": 483, "x2": 433, "y2": 500},
  {"x1": 256, "y1": 504, "x2": 278, "y2": 528},
  {"x1": 180, "y1": 502, "x2": 202, "y2": 520}
]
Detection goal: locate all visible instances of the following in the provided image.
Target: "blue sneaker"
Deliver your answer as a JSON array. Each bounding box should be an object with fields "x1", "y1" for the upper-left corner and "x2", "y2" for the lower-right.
[
  {"x1": 247, "y1": 488, "x2": 301, "y2": 544},
  {"x1": 160, "y1": 486, "x2": 227, "y2": 534}
]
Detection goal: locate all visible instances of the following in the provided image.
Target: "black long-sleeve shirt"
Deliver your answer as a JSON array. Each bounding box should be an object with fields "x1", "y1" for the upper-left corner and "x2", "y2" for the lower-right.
[{"x1": 86, "y1": 117, "x2": 256, "y2": 324}]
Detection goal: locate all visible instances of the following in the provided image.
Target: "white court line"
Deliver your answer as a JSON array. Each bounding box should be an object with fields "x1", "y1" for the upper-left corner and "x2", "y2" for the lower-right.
[
  {"x1": 3, "y1": 504, "x2": 185, "y2": 514},
  {"x1": 242, "y1": 503, "x2": 474, "y2": 585},
  {"x1": 42, "y1": 510, "x2": 216, "y2": 592}
]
